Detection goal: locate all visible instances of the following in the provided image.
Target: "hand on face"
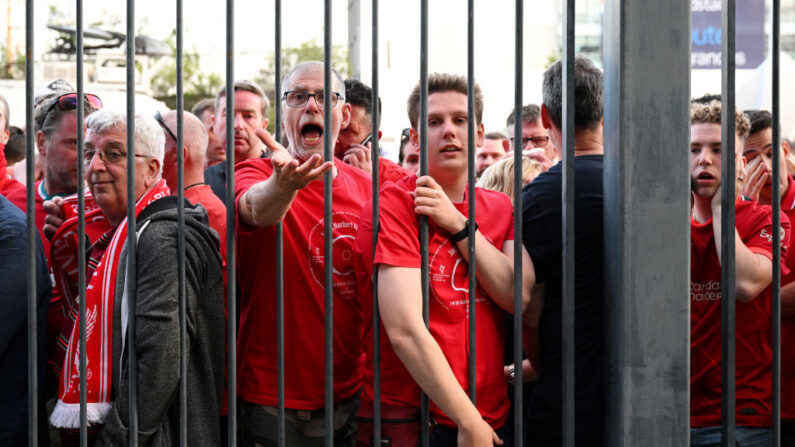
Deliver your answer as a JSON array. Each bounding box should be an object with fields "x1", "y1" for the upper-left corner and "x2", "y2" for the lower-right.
[
  {"x1": 410, "y1": 175, "x2": 466, "y2": 234},
  {"x1": 740, "y1": 156, "x2": 768, "y2": 202},
  {"x1": 255, "y1": 128, "x2": 333, "y2": 192},
  {"x1": 341, "y1": 143, "x2": 372, "y2": 174}
]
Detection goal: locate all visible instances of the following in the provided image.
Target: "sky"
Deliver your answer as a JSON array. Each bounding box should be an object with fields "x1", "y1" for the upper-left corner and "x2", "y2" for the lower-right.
[{"x1": 5, "y1": 0, "x2": 561, "y2": 157}]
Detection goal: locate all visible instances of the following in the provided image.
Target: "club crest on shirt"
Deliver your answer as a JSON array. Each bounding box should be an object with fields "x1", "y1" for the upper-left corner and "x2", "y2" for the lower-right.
[
  {"x1": 307, "y1": 211, "x2": 360, "y2": 299},
  {"x1": 429, "y1": 235, "x2": 487, "y2": 313}
]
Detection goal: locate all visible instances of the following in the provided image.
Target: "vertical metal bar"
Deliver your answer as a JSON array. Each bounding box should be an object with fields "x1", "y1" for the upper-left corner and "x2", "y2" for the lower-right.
[
  {"x1": 175, "y1": 0, "x2": 187, "y2": 444},
  {"x1": 772, "y1": 0, "x2": 781, "y2": 444},
  {"x1": 466, "y1": 0, "x2": 477, "y2": 407},
  {"x1": 25, "y1": 0, "x2": 37, "y2": 445},
  {"x1": 370, "y1": 0, "x2": 382, "y2": 443},
  {"x1": 720, "y1": 0, "x2": 736, "y2": 445},
  {"x1": 323, "y1": 1, "x2": 334, "y2": 445},
  {"x1": 512, "y1": 0, "x2": 524, "y2": 444},
  {"x1": 419, "y1": 0, "x2": 430, "y2": 444},
  {"x1": 75, "y1": 0, "x2": 89, "y2": 444},
  {"x1": 125, "y1": 0, "x2": 139, "y2": 444},
  {"x1": 224, "y1": 0, "x2": 237, "y2": 444},
  {"x1": 561, "y1": 0, "x2": 576, "y2": 445},
  {"x1": 274, "y1": 0, "x2": 285, "y2": 445}
]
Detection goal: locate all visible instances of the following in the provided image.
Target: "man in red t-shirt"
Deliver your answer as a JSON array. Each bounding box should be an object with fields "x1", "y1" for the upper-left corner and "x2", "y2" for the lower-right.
[
  {"x1": 4, "y1": 80, "x2": 102, "y2": 397},
  {"x1": 334, "y1": 78, "x2": 414, "y2": 187},
  {"x1": 235, "y1": 61, "x2": 372, "y2": 446},
  {"x1": 690, "y1": 100, "x2": 789, "y2": 446},
  {"x1": 740, "y1": 108, "x2": 795, "y2": 446},
  {"x1": 157, "y1": 110, "x2": 227, "y2": 266},
  {"x1": 353, "y1": 73, "x2": 533, "y2": 447}
]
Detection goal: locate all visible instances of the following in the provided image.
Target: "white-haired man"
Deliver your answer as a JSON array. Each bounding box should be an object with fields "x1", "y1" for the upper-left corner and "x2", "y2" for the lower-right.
[
  {"x1": 235, "y1": 61, "x2": 371, "y2": 446},
  {"x1": 48, "y1": 109, "x2": 225, "y2": 446}
]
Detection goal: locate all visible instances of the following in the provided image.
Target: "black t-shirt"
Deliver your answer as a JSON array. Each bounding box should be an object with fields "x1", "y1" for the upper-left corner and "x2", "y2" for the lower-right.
[
  {"x1": 521, "y1": 154, "x2": 604, "y2": 442},
  {"x1": 204, "y1": 149, "x2": 268, "y2": 205}
]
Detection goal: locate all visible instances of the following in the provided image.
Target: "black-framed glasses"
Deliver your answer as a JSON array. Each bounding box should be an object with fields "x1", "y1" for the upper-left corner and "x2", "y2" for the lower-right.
[
  {"x1": 510, "y1": 135, "x2": 550, "y2": 148},
  {"x1": 83, "y1": 147, "x2": 151, "y2": 166},
  {"x1": 154, "y1": 111, "x2": 177, "y2": 142},
  {"x1": 282, "y1": 90, "x2": 343, "y2": 108},
  {"x1": 40, "y1": 93, "x2": 103, "y2": 126}
]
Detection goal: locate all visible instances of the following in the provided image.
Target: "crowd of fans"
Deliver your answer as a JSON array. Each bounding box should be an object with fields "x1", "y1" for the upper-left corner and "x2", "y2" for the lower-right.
[{"x1": 0, "y1": 54, "x2": 793, "y2": 447}]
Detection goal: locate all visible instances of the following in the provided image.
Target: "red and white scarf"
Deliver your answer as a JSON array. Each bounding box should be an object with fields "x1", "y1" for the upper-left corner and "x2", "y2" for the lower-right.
[{"x1": 50, "y1": 180, "x2": 171, "y2": 428}]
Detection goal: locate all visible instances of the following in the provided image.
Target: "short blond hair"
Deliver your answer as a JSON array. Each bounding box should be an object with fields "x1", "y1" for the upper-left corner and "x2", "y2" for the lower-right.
[
  {"x1": 690, "y1": 100, "x2": 751, "y2": 139},
  {"x1": 476, "y1": 156, "x2": 544, "y2": 203}
]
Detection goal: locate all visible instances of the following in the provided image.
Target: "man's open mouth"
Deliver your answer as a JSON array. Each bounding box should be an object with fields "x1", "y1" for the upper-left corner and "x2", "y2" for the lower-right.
[{"x1": 301, "y1": 123, "x2": 324, "y2": 145}]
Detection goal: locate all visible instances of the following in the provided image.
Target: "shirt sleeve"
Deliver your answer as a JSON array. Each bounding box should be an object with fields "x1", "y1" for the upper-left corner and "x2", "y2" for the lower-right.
[
  {"x1": 234, "y1": 159, "x2": 273, "y2": 235},
  {"x1": 374, "y1": 185, "x2": 421, "y2": 268}
]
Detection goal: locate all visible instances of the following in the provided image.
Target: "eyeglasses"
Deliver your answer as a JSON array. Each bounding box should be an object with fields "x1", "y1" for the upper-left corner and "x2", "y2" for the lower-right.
[
  {"x1": 83, "y1": 147, "x2": 151, "y2": 166},
  {"x1": 510, "y1": 135, "x2": 550, "y2": 148},
  {"x1": 154, "y1": 111, "x2": 177, "y2": 141},
  {"x1": 41, "y1": 93, "x2": 103, "y2": 125},
  {"x1": 282, "y1": 90, "x2": 343, "y2": 108}
]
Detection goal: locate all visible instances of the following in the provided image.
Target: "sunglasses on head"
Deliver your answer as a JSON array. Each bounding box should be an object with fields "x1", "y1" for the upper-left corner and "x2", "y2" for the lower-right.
[{"x1": 41, "y1": 93, "x2": 103, "y2": 124}]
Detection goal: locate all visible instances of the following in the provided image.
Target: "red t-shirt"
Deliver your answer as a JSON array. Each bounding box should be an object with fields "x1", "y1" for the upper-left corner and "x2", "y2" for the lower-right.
[
  {"x1": 690, "y1": 199, "x2": 791, "y2": 427},
  {"x1": 377, "y1": 157, "x2": 414, "y2": 188},
  {"x1": 234, "y1": 158, "x2": 372, "y2": 409},
  {"x1": 353, "y1": 176, "x2": 513, "y2": 429},
  {"x1": 779, "y1": 175, "x2": 795, "y2": 420},
  {"x1": 185, "y1": 183, "x2": 227, "y2": 268}
]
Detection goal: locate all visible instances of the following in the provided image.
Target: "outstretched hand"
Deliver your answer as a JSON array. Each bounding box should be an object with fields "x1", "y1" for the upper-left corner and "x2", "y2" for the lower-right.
[
  {"x1": 411, "y1": 176, "x2": 466, "y2": 234},
  {"x1": 255, "y1": 128, "x2": 333, "y2": 192}
]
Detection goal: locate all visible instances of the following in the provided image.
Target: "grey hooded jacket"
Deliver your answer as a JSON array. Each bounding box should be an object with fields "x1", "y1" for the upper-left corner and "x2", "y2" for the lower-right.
[{"x1": 97, "y1": 197, "x2": 225, "y2": 446}]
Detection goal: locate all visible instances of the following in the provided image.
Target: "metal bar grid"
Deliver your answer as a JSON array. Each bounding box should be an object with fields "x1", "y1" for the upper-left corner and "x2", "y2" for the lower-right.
[
  {"x1": 75, "y1": 1, "x2": 89, "y2": 445},
  {"x1": 419, "y1": 0, "x2": 431, "y2": 444},
  {"x1": 772, "y1": 0, "x2": 782, "y2": 444},
  {"x1": 124, "y1": 1, "x2": 140, "y2": 444},
  {"x1": 323, "y1": 1, "x2": 335, "y2": 446},
  {"x1": 25, "y1": 0, "x2": 37, "y2": 444},
  {"x1": 370, "y1": 0, "x2": 382, "y2": 443},
  {"x1": 719, "y1": 0, "x2": 737, "y2": 445},
  {"x1": 561, "y1": 0, "x2": 576, "y2": 445},
  {"x1": 466, "y1": 0, "x2": 478, "y2": 407},
  {"x1": 224, "y1": 0, "x2": 237, "y2": 445},
  {"x1": 512, "y1": 0, "x2": 524, "y2": 443}
]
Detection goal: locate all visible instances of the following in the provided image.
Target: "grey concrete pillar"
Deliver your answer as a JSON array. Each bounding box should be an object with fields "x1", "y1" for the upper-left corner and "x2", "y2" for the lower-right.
[{"x1": 602, "y1": 0, "x2": 691, "y2": 446}]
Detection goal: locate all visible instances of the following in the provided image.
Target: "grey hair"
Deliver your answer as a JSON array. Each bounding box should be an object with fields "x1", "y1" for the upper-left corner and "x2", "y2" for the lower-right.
[
  {"x1": 280, "y1": 61, "x2": 346, "y2": 102},
  {"x1": 542, "y1": 55, "x2": 604, "y2": 131},
  {"x1": 86, "y1": 109, "x2": 165, "y2": 176}
]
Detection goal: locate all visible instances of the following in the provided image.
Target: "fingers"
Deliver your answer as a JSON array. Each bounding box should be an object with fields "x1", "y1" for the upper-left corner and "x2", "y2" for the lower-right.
[
  {"x1": 416, "y1": 175, "x2": 440, "y2": 190},
  {"x1": 493, "y1": 430, "x2": 504, "y2": 446},
  {"x1": 255, "y1": 128, "x2": 290, "y2": 158}
]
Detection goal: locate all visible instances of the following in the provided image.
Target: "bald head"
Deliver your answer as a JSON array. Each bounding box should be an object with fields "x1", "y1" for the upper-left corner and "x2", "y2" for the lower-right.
[{"x1": 159, "y1": 110, "x2": 209, "y2": 191}]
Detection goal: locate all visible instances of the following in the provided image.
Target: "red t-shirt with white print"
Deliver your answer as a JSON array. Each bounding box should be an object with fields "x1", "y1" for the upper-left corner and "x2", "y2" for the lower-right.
[
  {"x1": 234, "y1": 157, "x2": 371, "y2": 410},
  {"x1": 353, "y1": 175, "x2": 513, "y2": 429},
  {"x1": 690, "y1": 199, "x2": 791, "y2": 427}
]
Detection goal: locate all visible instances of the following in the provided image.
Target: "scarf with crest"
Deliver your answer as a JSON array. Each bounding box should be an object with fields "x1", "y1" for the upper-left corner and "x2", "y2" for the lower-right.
[{"x1": 50, "y1": 180, "x2": 171, "y2": 428}]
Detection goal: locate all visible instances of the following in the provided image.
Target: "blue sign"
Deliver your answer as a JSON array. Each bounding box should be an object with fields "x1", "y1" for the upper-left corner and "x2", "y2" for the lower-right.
[{"x1": 691, "y1": 0, "x2": 765, "y2": 69}]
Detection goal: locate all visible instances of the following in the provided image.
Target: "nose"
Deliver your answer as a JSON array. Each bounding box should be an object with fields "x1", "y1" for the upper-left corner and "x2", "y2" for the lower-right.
[
  {"x1": 441, "y1": 118, "x2": 456, "y2": 139},
  {"x1": 234, "y1": 114, "x2": 244, "y2": 130},
  {"x1": 85, "y1": 151, "x2": 106, "y2": 175},
  {"x1": 304, "y1": 94, "x2": 322, "y2": 114},
  {"x1": 696, "y1": 149, "x2": 713, "y2": 166}
]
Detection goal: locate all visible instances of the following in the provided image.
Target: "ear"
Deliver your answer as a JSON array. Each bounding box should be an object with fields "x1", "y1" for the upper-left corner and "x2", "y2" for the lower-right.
[
  {"x1": 340, "y1": 103, "x2": 351, "y2": 130},
  {"x1": 261, "y1": 117, "x2": 269, "y2": 130},
  {"x1": 502, "y1": 138, "x2": 510, "y2": 152},
  {"x1": 410, "y1": 128, "x2": 419, "y2": 149},
  {"x1": 1, "y1": 129, "x2": 8, "y2": 144},
  {"x1": 540, "y1": 104, "x2": 552, "y2": 130},
  {"x1": 475, "y1": 122, "x2": 485, "y2": 147},
  {"x1": 783, "y1": 140, "x2": 791, "y2": 158},
  {"x1": 36, "y1": 131, "x2": 47, "y2": 157},
  {"x1": 210, "y1": 114, "x2": 216, "y2": 134},
  {"x1": 147, "y1": 158, "x2": 161, "y2": 187},
  {"x1": 377, "y1": 130, "x2": 383, "y2": 140}
]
